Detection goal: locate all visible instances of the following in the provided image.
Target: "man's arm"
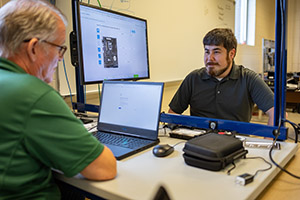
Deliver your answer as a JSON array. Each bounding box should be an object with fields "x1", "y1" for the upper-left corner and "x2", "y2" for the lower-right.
[
  {"x1": 80, "y1": 146, "x2": 117, "y2": 180},
  {"x1": 265, "y1": 107, "x2": 288, "y2": 126},
  {"x1": 266, "y1": 107, "x2": 274, "y2": 126},
  {"x1": 168, "y1": 108, "x2": 178, "y2": 114}
]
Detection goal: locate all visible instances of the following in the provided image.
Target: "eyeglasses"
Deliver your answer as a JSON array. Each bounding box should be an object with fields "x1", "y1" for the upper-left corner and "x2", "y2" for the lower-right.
[{"x1": 23, "y1": 38, "x2": 67, "y2": 58}]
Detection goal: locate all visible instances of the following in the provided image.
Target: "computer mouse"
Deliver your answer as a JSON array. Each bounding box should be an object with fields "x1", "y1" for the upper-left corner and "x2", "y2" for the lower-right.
[{"x1": 152, "y1": 144, "x2": 174, "y2": 157}]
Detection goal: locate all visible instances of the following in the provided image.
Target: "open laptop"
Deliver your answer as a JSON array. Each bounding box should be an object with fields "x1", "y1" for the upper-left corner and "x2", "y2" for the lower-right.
[{"x1": 93, "y1": 81, "x2": 164, "y2": 160}]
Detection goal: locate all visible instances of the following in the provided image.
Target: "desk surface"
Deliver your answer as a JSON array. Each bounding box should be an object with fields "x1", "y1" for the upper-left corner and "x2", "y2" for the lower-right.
[
  {"x1": 54, "y1": 137, "x2": 298, "y2": 200},
  {"x1": 257, "y1": 146, "x2": 300, "y2": 200}
]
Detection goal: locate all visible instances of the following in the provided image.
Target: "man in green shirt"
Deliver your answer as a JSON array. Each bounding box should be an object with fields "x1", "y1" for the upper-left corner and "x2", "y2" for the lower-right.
[{"x1": 0, "y1": 0, "x2": 117, "y2": 199}]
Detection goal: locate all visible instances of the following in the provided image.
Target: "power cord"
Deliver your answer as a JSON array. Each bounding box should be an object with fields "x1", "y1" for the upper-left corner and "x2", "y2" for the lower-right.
[
  {"x1": 285, "y1": 119, "x2": 300, "y2": 143},
  {"x1": 245, "y1": 156, "x2": 273, "y2": 177},
  {"x1": 171, "y1": 141, "x2": 186, "y2": 148},
  {"x1": 234, "y1": 156, "x2": 273, "y2": 185},
  {"x1": 62, "y1": 58, "x2": 75, "y2": 112},
  {"x1": 269, "y1": 130, "x2": 300, "y2": 179},
  {"x1": 97, "y1": 0, "x2": 102, "y2": 7}
]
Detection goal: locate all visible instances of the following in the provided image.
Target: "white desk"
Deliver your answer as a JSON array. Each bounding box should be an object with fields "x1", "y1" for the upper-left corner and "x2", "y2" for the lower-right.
[{"x1": 54, "y1": 137, "x2": 298, "y2": 200}]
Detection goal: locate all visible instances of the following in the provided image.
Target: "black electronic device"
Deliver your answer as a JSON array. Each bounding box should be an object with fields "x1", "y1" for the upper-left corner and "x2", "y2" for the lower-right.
[
  {"x1": 93, "y1": 81, "x2": 164, "y2": 160},
  {"x1": 69, "y1": 31, "x2": 78, "y2": 67},
  {"x1": 73, "y1": 1, "x2": 150, "y2": 84},
  {"x1": 267, "y1": 71, "x2": 275, "y2": 80},
  {"x1": 169, "y1": 128, "x2": 206, "y2": 140},
  {"x1": 183, "y1": 133, "x2": 248, "y2": 171},
  {"x1": 152, "y1": 144, "x2": 174, "y2": 157}
]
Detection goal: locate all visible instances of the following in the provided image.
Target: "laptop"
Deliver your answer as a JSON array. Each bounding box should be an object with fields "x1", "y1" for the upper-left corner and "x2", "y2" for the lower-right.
[{"x1": 93, "y1": 81, "x2": 164, "y2": 160}]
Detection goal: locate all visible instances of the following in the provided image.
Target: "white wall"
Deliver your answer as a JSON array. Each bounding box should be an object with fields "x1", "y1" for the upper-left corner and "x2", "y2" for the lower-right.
[
  {"x1": 55, "y1": 0, "x2": 77, "y2": 95},
  {"x1": 54, "y1": 0, "x2": 281, "y2": 96},
  {"x1": 234, "y1": 0, "x2": 275, "y2": 75},
  {"x1": 234, "y1": 0, "x2": 300, "y2": 75},
  {"x1": 0, "y1": 0, "x2": 281, "y2": 95},
  {"x1": 55, "y1": 0, "x2": 235, "y2": 96},
  {"x1": 287, "y1": 0, "x2": 300, "y2": 73}
]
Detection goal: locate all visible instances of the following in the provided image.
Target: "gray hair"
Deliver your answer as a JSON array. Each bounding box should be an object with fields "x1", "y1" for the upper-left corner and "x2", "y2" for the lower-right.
[{"x1": 0, "y1": 0, "x2": 68, "y2": 58}]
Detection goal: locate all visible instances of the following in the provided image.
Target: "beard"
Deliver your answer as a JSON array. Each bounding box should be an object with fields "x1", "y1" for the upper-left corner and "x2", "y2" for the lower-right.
[
  {"x1": 206, "y1": 64, "x2": 229, "y2": 77},
  {"x1": 206, "y1": 55, "x2": 232, "y2": 77}
]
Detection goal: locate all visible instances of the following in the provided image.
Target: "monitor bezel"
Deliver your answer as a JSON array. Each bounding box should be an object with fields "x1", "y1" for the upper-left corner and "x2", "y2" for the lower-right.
[
  {"x1": 97, "y1": 81, "x2": 164, "y2": 140},
  {"x1": 74, "y1": 2, "x2": 150, "y2": 85}
]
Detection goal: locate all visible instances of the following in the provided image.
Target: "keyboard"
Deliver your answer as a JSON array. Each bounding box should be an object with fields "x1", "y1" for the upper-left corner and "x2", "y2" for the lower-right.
[{"x1": 93, "y1": 132, "x2": 152, "y2": 149}]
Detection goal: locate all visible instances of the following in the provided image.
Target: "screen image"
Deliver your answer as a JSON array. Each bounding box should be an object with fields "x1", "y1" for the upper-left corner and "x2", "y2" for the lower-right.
[
  {"x1": 99, "y1": 82, "x2": 163, "y2": 131},
  {"x1": 75, "y1": 2, "x2": 150, "y2": 84}
]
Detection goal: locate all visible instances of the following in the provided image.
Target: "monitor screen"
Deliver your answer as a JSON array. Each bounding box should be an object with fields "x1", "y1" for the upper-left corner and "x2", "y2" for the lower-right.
[{"x1": 74, "y1": 2, "x2": 150, "y2": 84}]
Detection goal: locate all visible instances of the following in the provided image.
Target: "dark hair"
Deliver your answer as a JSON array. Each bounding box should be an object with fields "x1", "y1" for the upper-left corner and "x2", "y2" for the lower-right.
[{"x1": 203, "y1": 28, "x2": 237, "y2": 55}]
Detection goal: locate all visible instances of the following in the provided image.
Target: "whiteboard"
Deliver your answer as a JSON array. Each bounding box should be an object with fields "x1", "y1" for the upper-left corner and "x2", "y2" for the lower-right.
[{"x1": 56, "y1": 0, "x2": 235, "y2": 95}]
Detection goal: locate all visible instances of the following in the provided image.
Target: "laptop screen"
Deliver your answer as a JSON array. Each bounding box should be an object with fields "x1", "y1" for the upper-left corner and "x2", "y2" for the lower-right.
[{"x1": 97, "y1": 81, "x2": 164, "y2": 140}]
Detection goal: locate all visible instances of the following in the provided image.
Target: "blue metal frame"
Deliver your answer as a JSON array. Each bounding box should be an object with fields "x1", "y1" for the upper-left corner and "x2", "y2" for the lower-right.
[
  {"x1": 160, "y1": 113, "x2": 287, "y2": 140},
  {"x1": 71, "y1": 0, "x2": 288, "y2": 140},
  {"x1": 274, "y1": 0, "x2": 287, "y2": 126}
]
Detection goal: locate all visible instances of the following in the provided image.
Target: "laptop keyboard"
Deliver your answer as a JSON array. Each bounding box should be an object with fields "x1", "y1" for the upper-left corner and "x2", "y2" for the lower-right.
[{"x1": 93, "y1": 132, "x2": 152, "y2": 149}]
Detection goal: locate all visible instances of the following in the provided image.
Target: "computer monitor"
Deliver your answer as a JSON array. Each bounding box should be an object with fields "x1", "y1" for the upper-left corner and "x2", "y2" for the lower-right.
[{"x1": 73, "y1": 2, "x2": 150, "y2": 84}]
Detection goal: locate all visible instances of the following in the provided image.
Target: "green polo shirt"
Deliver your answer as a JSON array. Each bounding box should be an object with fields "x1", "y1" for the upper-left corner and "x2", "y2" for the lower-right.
[
  {"x1": 0, "y1": 58, "x2": 104, "y2": 199},
  {"x1": 169, "y1": 64, "x2": 274, "y2": 122}
]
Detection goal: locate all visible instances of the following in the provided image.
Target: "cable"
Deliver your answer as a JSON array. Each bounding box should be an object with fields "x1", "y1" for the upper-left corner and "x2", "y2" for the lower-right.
[
  {"x1": 269, "y1": 138, "x2": 300, "y2": 179},
  {"x1": 97, "y1": 0, "x2": 102, "y2": 7},
  {"x1": 171, "y1": 141, "x2": 186, "y2": 148},
  {"x1": 284, "y1": 119, "x2": 299, "y2": 143},
  {"x1": 245, "y1": 156, "x2": 273, "y2": 177},
  {"x1": 275, "y1": 0, "x2": 285, "y2": 130},
  {"x1": 227, "y1": 162, "x2": 236, "y2": 175},
  {"x1": 235, "y1": 156, "x2": 273, "y2": 185},
  {"x1": 110, "y1": 0, "x2": 115, "y2": 9},
  {"x1": 269, "y1": 127, "x2": 300, "y2": 180},
  {"x1": 62, "y1": 58, "x2": 74, "y2": 112}
]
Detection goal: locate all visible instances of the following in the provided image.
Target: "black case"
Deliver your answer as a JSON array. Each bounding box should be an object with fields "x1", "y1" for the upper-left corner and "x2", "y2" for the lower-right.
[{"x1": 183, "y1": 133, "x2": 248, "y2": 171}]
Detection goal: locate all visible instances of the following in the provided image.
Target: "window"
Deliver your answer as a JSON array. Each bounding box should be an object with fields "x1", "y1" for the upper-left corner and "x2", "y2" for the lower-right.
[{"x1": 235, "y1": 0, "x2": 256, "y2": 46}]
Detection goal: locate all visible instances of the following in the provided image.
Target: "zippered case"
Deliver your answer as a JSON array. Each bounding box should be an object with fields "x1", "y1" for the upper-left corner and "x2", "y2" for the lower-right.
[{"x1": 183, "y1": 133, "x2": 248, "y2": 171}]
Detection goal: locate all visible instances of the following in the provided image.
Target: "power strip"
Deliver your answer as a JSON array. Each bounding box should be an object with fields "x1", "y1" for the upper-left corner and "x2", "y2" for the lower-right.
[{"x1": 244, "y1": 141, "x2": 281, "y2": 150}]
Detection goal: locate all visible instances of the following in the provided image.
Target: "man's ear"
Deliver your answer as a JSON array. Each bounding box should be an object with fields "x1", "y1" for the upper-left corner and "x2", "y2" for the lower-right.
[
  {"x1": 229, "y1": 48, "x2": 236, "y2": 59},
  {"x1": 26, "y1": 38, "x2": 39, "y2": 62}
]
